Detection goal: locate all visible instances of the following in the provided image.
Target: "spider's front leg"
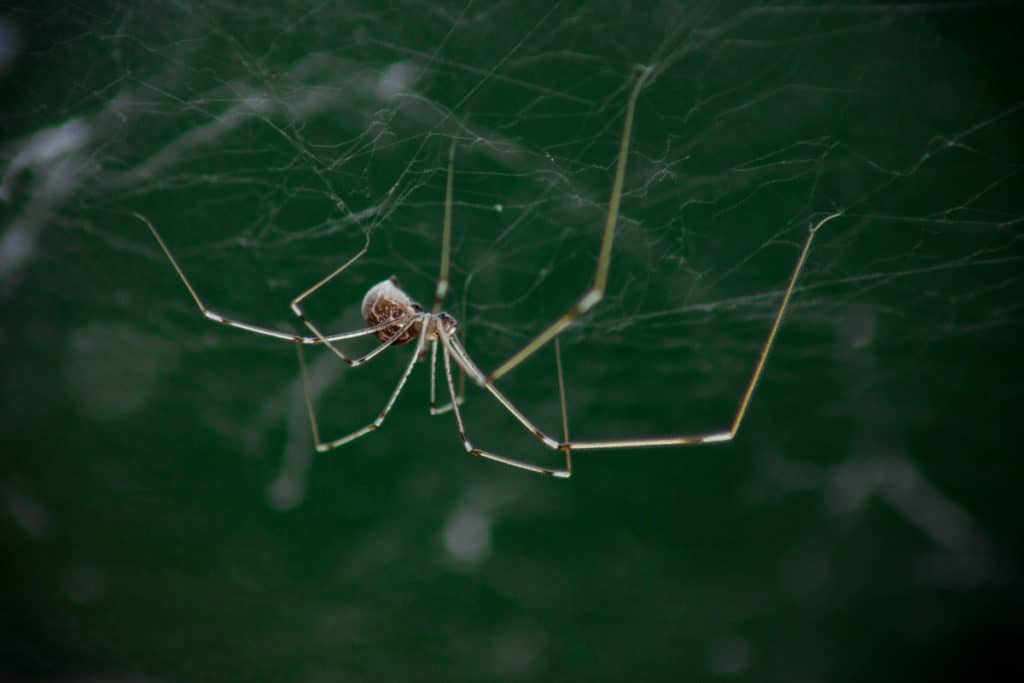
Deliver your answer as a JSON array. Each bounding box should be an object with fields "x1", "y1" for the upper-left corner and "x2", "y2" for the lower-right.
[
  {"x1": 483, "y1": 65, "x2": 654, "y2": 386},
  {"x1": 138, "y1": 212, "x2": 396, "y2": 348}
]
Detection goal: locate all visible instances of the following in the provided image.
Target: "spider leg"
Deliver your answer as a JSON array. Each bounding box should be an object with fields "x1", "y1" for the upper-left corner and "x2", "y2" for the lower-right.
[
  {"x1": 563, "y1": 210, "x2": 843, "y2": 451},
  {"x1": 554, "y1": 336, "x2": 573, "y2": 476},
  {"x1": 440, "y1": 328, "x2": 575, "y2": 474},
  {"x1": 138, "y1": 213, "x2": 390, "y2": 345},
  {"x1": 432, "y1": 142, "x2": 455, "y2": 313},
  {"x1": 441, "y1": 334, "x2": 571, "y2": 478},
  {"x1": 430, "y1": 275, "x2": 472, "y2": 414},
  {"x1": 438, "y1": 209, "x2": 838, "y2": 465},
  {"x1": 348, "y1": 315, "x2": 422, "y2": 368},
  {"x1": 484, "y1": 65, "x2": 652, "y2": 385},
  {"x1": 443, "y1": 331, "x2": 560, "y2": 452},
  {"x1": 298, "y1": 318, "x2": 428, "y2": 452},
  {"x1": 429, "y1": 338, "x2": 463, "y2": 415},
  {"x1": 429, "y1": 145, "x2": 467, "y2": 406},
  {"x1": 289, "y1": 231, "x2": 405, "y2": 365}
]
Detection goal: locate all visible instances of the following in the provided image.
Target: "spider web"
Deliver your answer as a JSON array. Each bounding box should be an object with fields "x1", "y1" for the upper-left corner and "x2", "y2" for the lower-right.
[{"x1": 2, "y1": 1, "x2": 1022, "y2": 681}]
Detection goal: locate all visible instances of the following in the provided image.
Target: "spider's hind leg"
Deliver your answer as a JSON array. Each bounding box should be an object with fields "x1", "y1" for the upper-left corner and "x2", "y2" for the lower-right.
[{"x1": 439, "y1": 331, "x2": 572, "y2": 478}]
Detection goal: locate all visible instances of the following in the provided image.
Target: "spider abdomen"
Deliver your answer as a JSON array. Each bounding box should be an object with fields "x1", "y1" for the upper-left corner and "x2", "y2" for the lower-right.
[{"x1": 362, "y1": 276, "x2": 422, "y2": 345}]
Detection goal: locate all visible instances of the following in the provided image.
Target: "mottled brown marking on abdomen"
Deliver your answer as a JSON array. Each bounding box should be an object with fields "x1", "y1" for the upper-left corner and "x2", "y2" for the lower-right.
[{"x1": 362, "y1": 280, "x2": 422, "y2": 345}]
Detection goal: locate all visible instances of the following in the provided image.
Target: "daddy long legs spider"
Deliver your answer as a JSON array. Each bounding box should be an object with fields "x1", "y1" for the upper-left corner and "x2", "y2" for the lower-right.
[{"x1": 137, "y1": 65, "x2": 840, "y2": 478}]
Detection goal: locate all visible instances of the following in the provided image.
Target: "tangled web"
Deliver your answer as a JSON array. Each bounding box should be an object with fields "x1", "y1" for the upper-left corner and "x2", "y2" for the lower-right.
[
  {"x1": 2, "y1": 0, "x2": 1020, "y2": 565},
  {"x1": 2, "y1": 1, "x2": 1023, "y2": 680}
]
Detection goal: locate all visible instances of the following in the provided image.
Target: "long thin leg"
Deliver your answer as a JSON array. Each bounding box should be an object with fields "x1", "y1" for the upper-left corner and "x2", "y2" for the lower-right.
[
  {"x1": 484, "y1": 66, "x2": 653, "y2": 385},
  {"x1": 439, "y1": 212, "x2": 839, "y2": 460},
  {"x1": 429, "y1": 338, "x2": 463, "y2": 415},
  {"x1": 299, "y1": 315, "x2": 420, "y2": 399},
  {"x1": 554, "y1": 336, "x2": 573, "y2": 476},
  {"x1": 346, "y1": 316, "x2": 421, "y2": 368},
  {"x1": 289, "y1": 232, "x2": 404, "y2": 364},
  {"x1": 429, "y1": 338, "x2": 440, "y2": 410},
  {"x1": 429, "y1": 269, "x2": 470, "y2": 415},
  {"x1": 565, "y1": 211, "x2": 843, "y2": 451},
  {"x1": 433, "y1": 142, "x2": 456, "y2": 313},
  {"x1": 137, "y1": 213, "x2": 390, "y2": 345},
  {"x1": 440, "y1": 329, "x2": 563, "y2": 452},
  {"x1": 442, "y1": 336, "x2": 570, "y2": 478},
  {"x1": 457, "y1": 282, "x2": 468, "y2": 399},
  {"x1": 298, "y1": 322, "x2": 428, "y2": 452},
  {"x1": 428, "y1": 142, "x2": 463, "y2": 411}
]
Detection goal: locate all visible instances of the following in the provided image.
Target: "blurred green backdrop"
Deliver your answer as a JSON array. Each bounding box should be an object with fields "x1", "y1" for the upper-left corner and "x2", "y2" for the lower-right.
[{"x1": 2, "y1": 1, "x2": 1022, "y2": 681}]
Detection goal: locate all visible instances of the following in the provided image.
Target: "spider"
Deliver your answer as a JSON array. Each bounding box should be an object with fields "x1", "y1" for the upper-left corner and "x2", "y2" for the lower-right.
[{"x1": 136, "y1": 65, "x2": 840, "y2": 478}]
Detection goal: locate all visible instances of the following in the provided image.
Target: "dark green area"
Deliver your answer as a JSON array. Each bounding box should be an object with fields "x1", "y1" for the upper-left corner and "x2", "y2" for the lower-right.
[{"x1": 2, "y1": 1, "x2": 1022, "y2": 681}]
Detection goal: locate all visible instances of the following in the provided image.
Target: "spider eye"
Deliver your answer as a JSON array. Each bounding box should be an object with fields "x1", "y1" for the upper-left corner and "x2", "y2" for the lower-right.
[
  {"x1": 389, "y1": 275, "x2": 401, "y2": 287},
  {"x1": 439, "y1": 312, "x2": 458, "y2": 332}
]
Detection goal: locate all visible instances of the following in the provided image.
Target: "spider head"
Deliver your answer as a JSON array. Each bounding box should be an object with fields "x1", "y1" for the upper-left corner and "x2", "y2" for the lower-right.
[{"x1": 437, "y1": 312, "x2": 458, "y2": 337}]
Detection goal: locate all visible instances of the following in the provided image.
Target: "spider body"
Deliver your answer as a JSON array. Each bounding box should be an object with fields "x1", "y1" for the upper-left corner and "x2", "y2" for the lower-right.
[{"x1": 361, "y1": 277, "x2": 458, "y2": 346}]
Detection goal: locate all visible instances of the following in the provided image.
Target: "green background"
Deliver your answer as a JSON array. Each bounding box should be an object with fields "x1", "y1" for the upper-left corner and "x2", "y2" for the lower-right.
[{"x1": 2, "y1": 1, "x2": 1021, "y2": 681}]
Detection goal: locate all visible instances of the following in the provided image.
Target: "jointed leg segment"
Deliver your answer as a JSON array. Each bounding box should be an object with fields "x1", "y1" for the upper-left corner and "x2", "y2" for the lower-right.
[
  {"x1": 440, "y1": 328, "x2": 572, "y2": 478},
  {"x1": 484, "y1": 65, "x2": 653, "y2": 385},
  {"x1": 432, "y1": 143, "x2": 455, "y2": 314},
  {"x1": 560, "y1": 210, "x2": 841, "y2": 451},
  {"x1": 430, "y1": 339, "x2": 463, "y2": 415},
  {"x1": 299, "y1": 321, "x2": 429, "y2": 452},
  {"x1": 137, "y1": 212, "x2": 396, "y2": 347}
]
